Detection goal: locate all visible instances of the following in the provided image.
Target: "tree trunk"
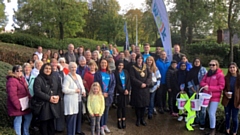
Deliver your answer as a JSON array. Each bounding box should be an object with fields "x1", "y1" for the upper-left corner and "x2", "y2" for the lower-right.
[
  {"x1": 187, "y1": 0, "x2": 194, "y2": 44},
  {"x1": 59, "y1": 22, "x2": 64, "y2": 40},
  {"x1": 180, "y1": 19, "x2": 187, "y2": 52},
  {"x1": 228, "y1": 0, "x2": 234, "y2": 62}
]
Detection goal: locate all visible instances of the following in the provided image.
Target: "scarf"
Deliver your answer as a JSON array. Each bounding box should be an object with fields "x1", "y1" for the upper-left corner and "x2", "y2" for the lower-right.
[
  {"x1": 187, "y1": 66, "x2": 201, "y2": 85},
  {"x1": 40, "y1": 73, "x2": 53, "y2": 88},
  {"x1": 207, "y1": 69, "x2": 217, "y2": 77},
  {"x1": 178, "y1": 68, "x2": 188, "y2": 85}
]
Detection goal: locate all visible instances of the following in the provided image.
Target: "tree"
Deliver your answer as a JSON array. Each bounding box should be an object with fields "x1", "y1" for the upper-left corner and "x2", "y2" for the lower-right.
[
  {"x1": 0, "y1": 0, "x2": 6, "y2": 28},
  {"x1": 14, "y1": 0, "x2": 87, "y2": 39}
]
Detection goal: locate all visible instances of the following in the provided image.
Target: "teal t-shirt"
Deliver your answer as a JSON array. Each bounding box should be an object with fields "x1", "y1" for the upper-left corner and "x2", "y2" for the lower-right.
[
  {"x1": 101, "y1": 72, "x2": 110, "y2": 92},
  {"x1": 119, "y1": 71, "x2": 126, "y2": 90}
]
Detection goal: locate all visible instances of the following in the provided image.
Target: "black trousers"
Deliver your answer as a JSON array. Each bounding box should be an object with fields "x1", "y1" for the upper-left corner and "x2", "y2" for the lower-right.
[
  {"x1": 158, "y1": 84, "x2": 169, "y2": 109},
  {"x1": 39, "y1": 119, "x2": 55, "y2": 135},
  {"x1": 169, "y1": 91, "x2": 179, "y2": 113},
  {"x1": 117, "y1": 107, "x2": 126, "y2": 119},
  {"x1": 135, "y1": 107, "x2": 145, "y2": 120}
]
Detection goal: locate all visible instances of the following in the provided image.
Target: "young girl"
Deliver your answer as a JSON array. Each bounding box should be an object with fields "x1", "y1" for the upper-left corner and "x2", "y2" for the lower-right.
[{"x1": 87, "y1": 82, "x2": 105, "y2": 135}]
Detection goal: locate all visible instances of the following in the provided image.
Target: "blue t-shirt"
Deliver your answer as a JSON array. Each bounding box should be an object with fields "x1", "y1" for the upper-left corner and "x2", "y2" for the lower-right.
[
  {"x1": 143, "y1": 53, "x2": 150, "y2": 62},
  {"x1": 101, "y1": 72, "x2": 110, "y2": 92},
  {"x1": 119, "y1": 71, "x2": 126, "y2": 90},
  {"x1": 230, "y1": 76, "x2": 236, "y2": 103},
  {"x1": 109, "y1": 50, "x2": 113, "y2": 55}
]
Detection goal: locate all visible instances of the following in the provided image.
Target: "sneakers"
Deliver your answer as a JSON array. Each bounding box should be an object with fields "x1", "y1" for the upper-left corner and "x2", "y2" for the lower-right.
[
  {"x1": 185, "y1": 117, "x2": 187, "y2": 122},
  {"x1": 199, "y1": 125, "x2": 205, "y2": 130},
  {"x1": 104, "y1": 125, "x2": 110, "y2": 133},
  {"x1": 153, "y1": 108, "x2": 157, "y2": 115},
  {"x1": 177, "y1": 116, "x2": 183, "y2": 121},
  {"x1": 100, "y1": 127, "x2": 105, "y2": 135}
]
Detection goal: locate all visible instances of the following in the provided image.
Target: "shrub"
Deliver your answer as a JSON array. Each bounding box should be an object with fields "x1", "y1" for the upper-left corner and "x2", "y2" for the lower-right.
[
  {"x1": 0, "y1": 33, "x2": 107, "y2": 50},
  {"x1": 0, "y1": 126, "x2": 16, "y2": 135}
]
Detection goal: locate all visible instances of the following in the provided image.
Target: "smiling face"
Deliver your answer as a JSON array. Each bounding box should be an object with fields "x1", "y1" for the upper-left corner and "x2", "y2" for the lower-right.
[
  {"x1": 100, "y1": 59, "x2": 108, "y2": 70},
  {"x1": 43, "y1": 65, "x2": 52, "y2": 75},
  {"x1": 144, "y1": 45, "x2": 150, "y2": 53},
  {"x1": 93, "y1": 86, "x2": 100, "y2": 94},
  {"x1": 137, "y1": 56, "x2": 143, "y2": 65},
  {"x1": 70, "y1": 63, "x2": 77, "y2": 73},
  {"x1": 118, "y1": 63, "x2": 124, "y2": 71},
  {"x1": 147, "y1": 58, "x2": 153, "y2": 66},
  {"x1": 194, "y1": 59, "x2": 201, "y2": 67},
  {"x1": 24, "y1": 64, "x2": 32, "y2": 75},
  {"x1": 209, "y1": 60, "x2": 218, "y2": 71},
  {"x1": 15, "y1": 67, "x2": 23, "y2": 77},
  {"x1": 229, "y1": 64, "x2": 238, "y2": 75},
  {"x1": 180, "y1": 64, "x2": 186, "y2": 70}
]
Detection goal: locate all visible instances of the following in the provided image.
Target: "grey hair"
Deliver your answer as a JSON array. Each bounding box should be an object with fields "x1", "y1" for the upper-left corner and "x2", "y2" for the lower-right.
[
  {"x1": 85, "y1": 50, "x2": 91, "y2": 55},
  {"x1": 34, "y1": 60, "x2": 43, "y2": 68},
  {"x1": 78, "y1": 56, "x2": 86, "y2": 61},
  {"x1": 58, "y1": 57, "x2": 66, "y2": 63},
  {"x1": 69, "y1": 62, "x2": 77, "y2": 69}
]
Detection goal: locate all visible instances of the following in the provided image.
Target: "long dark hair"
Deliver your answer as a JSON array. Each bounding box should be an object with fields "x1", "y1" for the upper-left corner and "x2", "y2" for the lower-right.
[{"x1": 225, "y1": 62, "x2": 240, "y2": 89}]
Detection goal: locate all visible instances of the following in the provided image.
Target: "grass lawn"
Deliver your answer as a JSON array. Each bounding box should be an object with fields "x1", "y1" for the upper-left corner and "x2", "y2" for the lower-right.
[{"x1": 117, "y1": 46, "x2": 156, "y2": 52}]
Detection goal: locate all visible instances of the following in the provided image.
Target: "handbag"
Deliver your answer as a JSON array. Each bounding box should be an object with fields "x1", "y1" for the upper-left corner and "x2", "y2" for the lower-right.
[{"x1": 29, "y1": 96, "x2": 44, "y2": 115}]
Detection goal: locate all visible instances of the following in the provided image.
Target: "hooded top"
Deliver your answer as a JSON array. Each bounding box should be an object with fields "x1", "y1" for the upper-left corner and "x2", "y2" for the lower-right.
[{"x1": 6, "y1": 73, "x2": 31, "y2": 116}]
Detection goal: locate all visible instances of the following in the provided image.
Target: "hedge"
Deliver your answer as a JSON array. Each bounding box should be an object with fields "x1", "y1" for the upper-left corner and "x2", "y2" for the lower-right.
[{"x1": 0, "y1": 33, "x2": 107, "y2": 50}]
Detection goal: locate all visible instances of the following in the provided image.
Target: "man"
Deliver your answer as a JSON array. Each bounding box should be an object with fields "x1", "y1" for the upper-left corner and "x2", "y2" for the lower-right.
[
  {"x1": 117, "y1": 51, "x2": 129, "y2": 70},
  {"x1": 35, "y1": 46, "x2": 43, "y2": 60},
  {"x1": 155, "y1": 51, "x2": 171, "y2": 114},
  {"x1": 92, "y1": 51, "x2": 100, "y2": 66},
  {"x1": 154, "y1": 47, "x2": 162, "y2": 61},
  {"x1": 106, "y1": 54, "x2": 116, "y2": 72},
  {"x1": 127, "y1": 52, "x2": 136, "y2": 72},
  {"x1": 64, "y1": 44, "x2": 78, "y2": 64},
  {"x1": 84, "y1": 50, "x2": 92, "y2": 65},
  {"x1": 141, "y1": 43, "x2": 155, "y2": 62},
  {"x1": 102, "y1": 50, "x2": 110, "y2": 59},
  {"x1": 135, "y1": 46, "x2": 141, "y2": 55},
  {"x1": 109, "y1": 44, "x2": 113, "y2": 55},
  {"x1": 130, "y1": 44, "x2": 136, "y2": 54},
  {"x1": 172, "y1": 44, "x2": 185, "y2": 63},
  {"x1": 101, "y1": 44, "x2": 108, "y2": 51}
]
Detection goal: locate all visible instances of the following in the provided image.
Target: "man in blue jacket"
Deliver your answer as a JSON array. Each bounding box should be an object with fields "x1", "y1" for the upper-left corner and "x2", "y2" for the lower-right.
[{"x1": 155, "y1": 50, "x2": 171, "y2": 114}]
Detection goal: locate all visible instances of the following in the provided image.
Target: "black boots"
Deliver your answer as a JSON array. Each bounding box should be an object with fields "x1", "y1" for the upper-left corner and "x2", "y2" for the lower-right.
[
  {"x1": 136, "y1": 119, "x2": 140, "y2": 127},
  {"x1": 117, "y1": 120, "x2": 122, "y2": 129},
  {"x1": 140, "y1": 118, "x2": 147, "y2": 126},
  {"x1": 122, "y1": 120, "x2": 126, "y2": 129},
  {"x1": 205, "y1": 128, "x2": 215, "y2": 135}
]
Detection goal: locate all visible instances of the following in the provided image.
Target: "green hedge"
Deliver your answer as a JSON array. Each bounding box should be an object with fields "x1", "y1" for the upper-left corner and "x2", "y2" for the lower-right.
[{"x1": 0, "y1": 33, "x2": 107, "y2": 50}]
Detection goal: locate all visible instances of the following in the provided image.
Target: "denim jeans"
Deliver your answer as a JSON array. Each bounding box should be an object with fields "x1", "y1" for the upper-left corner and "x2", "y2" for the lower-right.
[
  {"x1": 208, "y1": 102, "x2": 219, "y2": 128},
  {"x1": 195, "y1": 107, "x2": 207, "y2": 126},
  {"x1": 14, "y1": 113, "x2": 32, "y2": 135},
  {"x1": 148, "y1": 91, "x2": 156, "y2": 116},
  {"x1": 225, "y1": 102, "x2": 239, "y2": 133},
  {"x1": 66, "y1": 114, "x2": 77, "y2": 135},
  {"x1": 100, "y1": 106, "x2": 110, "y2": 127}
]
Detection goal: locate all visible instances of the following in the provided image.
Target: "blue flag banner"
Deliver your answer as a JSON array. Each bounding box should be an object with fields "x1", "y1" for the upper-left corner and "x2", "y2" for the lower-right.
[
  {"x1": 152, "y1": 0, "x2": 173, "y2": 61},
  {"x1": 124, "y1": 22, "x2": 129, "y2": 51}
]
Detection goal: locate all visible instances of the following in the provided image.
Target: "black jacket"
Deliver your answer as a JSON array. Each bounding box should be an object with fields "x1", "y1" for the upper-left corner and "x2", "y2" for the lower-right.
[
  {"x1": 173, "y1": 53, "x2": 185, "y2": 63},
  {"x1": 166, "y1": 67, "x2": 179, "y2": 93},
  {"x1": 33, "y1": 75, "x2": 62, "y2": 121},
  {"x1": 129, "y1": 63, "x2": 152, "y2": 107},
  {"x1": 114, "y1": 69, "x2": 131, "y2": 107},
  {"x1": 64, "y1": 52, "x2": 78, "y2": 64}
]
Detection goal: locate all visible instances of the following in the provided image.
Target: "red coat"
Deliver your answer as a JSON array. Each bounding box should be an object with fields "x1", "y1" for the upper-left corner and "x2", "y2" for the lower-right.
[
  {"x1": 83, "y1": 71, "x2": 95, "y2": 92},
  {"x1": 6, "y1": 74, "x2": 31, "y2": 116},
  {"x1": 200, "y1": 69, "x2": 225, "y2": 102}
]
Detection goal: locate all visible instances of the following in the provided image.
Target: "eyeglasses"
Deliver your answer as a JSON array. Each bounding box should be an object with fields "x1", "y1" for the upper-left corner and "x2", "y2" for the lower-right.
[
  {"x1": 60, "y1": 61, "x2": 64, "y2": 63},
  {"x1": 16, "y1": 70, "x2": 22, "y2": 72},
  {"x1": 209, "y1": 64, "x2": 216, "y2": 67}
]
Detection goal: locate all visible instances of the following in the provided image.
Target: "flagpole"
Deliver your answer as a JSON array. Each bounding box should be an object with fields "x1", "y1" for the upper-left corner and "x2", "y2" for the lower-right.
[{"x1": 136, "y1": 15, "x2": 138, "y2": 46}]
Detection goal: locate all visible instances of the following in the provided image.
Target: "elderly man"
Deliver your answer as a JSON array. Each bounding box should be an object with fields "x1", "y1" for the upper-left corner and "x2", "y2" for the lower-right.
[
  {"x1": 64, "y1": 44, "x2": 78, "y2": 64},
  {"x1": 172, "y1": 44, "x2": 185, "y2": 63},
  {"x1": 116, "y1": 51, "x2": 129, "y2": 70},
  {"x1": 84, "y1": 50, "x2": 92, "y2": 65},
  {"x1": 130, "y1": 44, "x2": 136, "y2": 54},
  {"x1": 135, "y1": 46, "x2": 141, "y2": 55},
  {"x1": 35, "y1": 46, "x2": 43, "y2": 60}
]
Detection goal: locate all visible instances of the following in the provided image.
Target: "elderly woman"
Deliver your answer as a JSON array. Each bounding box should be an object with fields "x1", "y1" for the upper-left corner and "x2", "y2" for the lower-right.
[
  {"x1": 23, "y1": 63, "x2": 36, "y2": 97},
  {"x1": 31, "y1": 60, "x2": 43, "y2": 77},
  {"x1": 94, "y1": 58, "x2": 116, "y2": 135},
  {"x1": 62, "y1": 62, "x2": 86, "y2": 135},
  {"x1": 92, "y1": 51, "x2": 100, "y2": 66},
  {"x1": 33, "y1": 63, "x2": 62, "y2": 135},
  {"x1": 76, "y1": 56, "x2": 89, "y2": 78},
  {"x1": 58, "y1": 57, "x2": 69, "y2": 75},
  {"x1": 130, "y1": 54, "x2": 152, "y2": 127},
  {"x1": 200, "y1": 60, "x2": 225, "y2": 135},
  {"x1": 6, "y1": 65, "x2": 32, "y2": 135}
]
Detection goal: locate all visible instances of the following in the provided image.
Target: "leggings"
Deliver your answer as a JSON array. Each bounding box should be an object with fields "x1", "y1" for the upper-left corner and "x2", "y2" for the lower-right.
[
  {"x1": 117, "y1": 107, "x2": 126, "y2": 119},
  {"x1": 90, "y1": 116, "x2": 101, "y2": 135},
  {"x1": 207, "y1": 102, "x2": 219, "y2": 129}
]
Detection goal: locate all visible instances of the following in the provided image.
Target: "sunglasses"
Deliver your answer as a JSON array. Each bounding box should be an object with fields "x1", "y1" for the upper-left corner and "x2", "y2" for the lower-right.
[
  {"x1": 16, "y1": 70, "x2": 22, "y2": 72},
  {"x1": 209, "y1": 64, "x2": 216, "y2": 67}
]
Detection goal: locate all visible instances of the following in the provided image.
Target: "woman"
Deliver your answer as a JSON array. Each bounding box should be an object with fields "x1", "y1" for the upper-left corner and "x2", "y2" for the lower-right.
[
  {"x1": 58, "y1": 57, "x2": 69, "y2": 75},
  {"x1": 186, "y1": 58, "x2": 207, "y2": 126},
  {"x1": 23, "y1": 63, "x2": 36, "y2": 97},
  {"x1": 78, "y1": 46, "x2": 85, "y2": 57},
  {"x1": 222, "y1": 62, "x2": 240, "y2": 135},
  {"x1": 33, "y1": 63, "x2": 61, "y2": 135},
  {"x1": 146, "y1": 56, "x2": 161, "y2": 119},
  {"x1": 62, "y1": 62, "x2": 86, "y2": 135},
  {"x1": 92, "y1": 51, "x2": 100, "y2": 66},
  {"x1": 6, "y1": 65, "x2": 32, "y2": 135},
  {"x1": 42, "y1": 53, "x2": 50, "y2": 63},
  {"x1": 31, "y1": 60, "x2": 43, "y2": 77},
  {"x1": 58, "y1": 49, "x2": 64, "y2": 58},
  {"x1": 94, "y1": 58, "x2": 116, "y2": 135},
  {"x1": 130, "y1": 54, "x2": 152, "y2": 127},
  {"x1": 83, "y1": 60, "x2": 98, "y2": 92},
  {"x1": 52, "y1": 52, "x2": 59, "y2": 60},
  {"x1": 200, "y1": 60, "x2": 225, "y2": 135},
  {"x1": 124, "y1": 50, "x2": 131, "y2": 62},
  {"x1": 47, "y1": 49, "x2": 52, "y2": 60},
  {"x1": 76, "y1": 56, "x2": 89, "y2": 78},
  {"x1": 114, "y1": 60, "x2": 131, "y2": 129},
  {"x1": 112, "y1": 48, "x2": 119, "y2": 61}
]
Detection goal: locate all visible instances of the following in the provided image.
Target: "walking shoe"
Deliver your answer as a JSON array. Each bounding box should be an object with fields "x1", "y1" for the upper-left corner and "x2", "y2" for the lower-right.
[
  {"x1": 140, "y1": 119, "x2": 147, "y2": 126},
  {"x1": 199, "y1": 125, "x2": 205, "y2": 130},
  {"x1": 185, "y1": 117, "x2": 187, "y2": 122},
  {"x1": 104, "y1": 125, "x2": 111, "y2": 133},
  {"x1": 158, "y1": 108, "x2": 164, "y2": 114},
  {"x1": 153, "y1": 108, "x2": 157, "y2": 115},
  {"x1": 100, "y1": 127, "x2": 105, "y2": 135},
  {"x1": 135, "y1": 119, "x2": 140, "y2": 127},
  {"x1": 177, "y1": 116, "x2": 183, "y2": 121},
  {"x1": 191, "y1": 123, "x2": 199, "y2": 127},
  {"x1": 122, "y1": 120, "x2": 126, "y2": 129},
  {"x1": 148, "y1": 115, "x2": 152, "y2": 120},
  {"x1": 117, "y1": 120, "x2": 122, "y2": 129},
  {"x1": 164, "y1": 108, "x2": 170, "y2": 112}
]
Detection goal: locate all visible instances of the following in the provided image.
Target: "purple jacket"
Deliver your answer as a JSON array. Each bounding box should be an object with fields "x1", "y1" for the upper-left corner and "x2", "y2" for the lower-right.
[
  {"x1": 6, "y1": 74, "x2": 31, "y2": 116},
  {"x1": 200, "y1": 69, "x2": 225, "y2": 102}
]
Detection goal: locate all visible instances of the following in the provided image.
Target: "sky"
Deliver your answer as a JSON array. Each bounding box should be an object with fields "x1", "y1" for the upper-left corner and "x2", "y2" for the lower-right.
[{"x1": 3, "y1": 0, "x2": 146, "y2": 30}]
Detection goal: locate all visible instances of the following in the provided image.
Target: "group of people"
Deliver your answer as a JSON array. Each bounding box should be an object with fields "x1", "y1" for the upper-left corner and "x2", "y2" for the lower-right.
[{"x1": 5, "y1": 43, "x2": 240, "y2": 135}]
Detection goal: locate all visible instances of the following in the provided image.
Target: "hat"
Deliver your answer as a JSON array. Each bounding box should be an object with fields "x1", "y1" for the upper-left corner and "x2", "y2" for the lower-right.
[{"x1": 171, "y1": 60, "x2": 177, "y2": 64}]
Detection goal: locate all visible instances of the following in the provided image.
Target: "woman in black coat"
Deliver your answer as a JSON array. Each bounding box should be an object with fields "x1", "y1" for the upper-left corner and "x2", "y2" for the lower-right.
[
  {"x1": 129, "y1": 54, "x2": 152, "y2": 127},
  {"x1": 114, "y1": 60, "x2": 131, "y2": 129},
  {"x1": 33, "y1": 63, "x2": 61, "y2": 135}
]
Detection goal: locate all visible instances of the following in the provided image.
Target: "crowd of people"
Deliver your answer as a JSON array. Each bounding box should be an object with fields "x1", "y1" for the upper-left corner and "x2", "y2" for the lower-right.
[{"x1": 5, "y1": 43, "x2": 240, "y2": 135}]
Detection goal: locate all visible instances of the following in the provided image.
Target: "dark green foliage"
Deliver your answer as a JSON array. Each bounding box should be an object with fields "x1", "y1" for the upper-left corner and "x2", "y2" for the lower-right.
[
  {"x1": 0, "y1": 126, "x2": 16, "y2": 135},
  {"x1": 0, "y1": 33, "x2": 106, "y2": 50}
]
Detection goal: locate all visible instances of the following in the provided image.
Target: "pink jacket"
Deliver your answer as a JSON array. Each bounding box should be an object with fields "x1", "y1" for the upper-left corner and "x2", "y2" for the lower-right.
[
  {"x1": 6, "y1": 74, "x2": 31, "y2": 116},
  {"x1": 200, "y1": 69, "x2": 225, "y2": 102}
]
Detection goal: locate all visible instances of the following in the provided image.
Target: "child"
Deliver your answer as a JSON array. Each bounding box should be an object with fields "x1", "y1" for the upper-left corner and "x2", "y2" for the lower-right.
[{"x1": 87, "y1": 82, "x2": 105, "y2": 135}]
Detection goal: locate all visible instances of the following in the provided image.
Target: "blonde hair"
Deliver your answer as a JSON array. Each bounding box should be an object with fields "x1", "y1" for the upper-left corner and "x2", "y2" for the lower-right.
[
  {"x1": 147, "y1": 56, "x2": 157, "y2": 73},
  {"x1": 210, "y1": 60, "x2": 220, "y2": 68},
  {"x1": 89, "y1": 82, "x2": 103, "y2": 96},
  {"x1": 88, "y1": 60, "x2": 98, "y2": 71}
]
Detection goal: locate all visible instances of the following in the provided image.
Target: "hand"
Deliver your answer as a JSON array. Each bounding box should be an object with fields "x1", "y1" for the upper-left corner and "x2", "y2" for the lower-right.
[
  {"x1": 238, "y1": 105, "x2": 240, "y2": 109},
  {"x1": 90, "y1": 114, "x2": 94, "y2": 117},
  {"x1": 124, "y1": 90, "x2": 129, "y2": 95},
  {"x1": 82, "y1": 92, "x2": 86, "y2": 97},
  {"x1": 225, "y1": 92, "x2": 232, "y2": 99},
  {"x1": 141, "y1": 83, "x2": 146, "y2": 88},
  {"x1": 50, "y1": 96, "x2": 59, "y2": 104},
  {"x1": 168, "y1": 89, "x2": 171, "y2": 92},
  {"x1": 76, "y1": 89, "x2": 81, "y2": 93},
  {"x1": 103, "y1": 93, "x2": 108, "y2": 97},
  {"x1": 50, "y1": 96, "x2": 55, "y2": 103},
  {"x1": 95, "y1": 114, "x2": 100, "y2": 117},
  {"x1": 203, "y1": 85, "x2": 208, "y2": 91}
]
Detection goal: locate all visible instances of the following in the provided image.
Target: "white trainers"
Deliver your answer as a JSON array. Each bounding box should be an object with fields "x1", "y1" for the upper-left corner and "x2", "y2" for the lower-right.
[
  {"x1": 104, "y1": 125, "x2": 110, "y2": 133},
  {"x1": 100, "y1": 127, "x2": 105, "y2": 135},
  {"x1": 185, "y1": 117, "x2": 187, "y2": 122},
  {"x1": 177, "y1": 116, "x2": 183, "y2": 121}
]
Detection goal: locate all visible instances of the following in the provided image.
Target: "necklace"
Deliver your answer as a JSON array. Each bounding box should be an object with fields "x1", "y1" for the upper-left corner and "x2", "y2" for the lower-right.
[{"x1": 133, "y1": 64, "x2": 146, "y2": 77}]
